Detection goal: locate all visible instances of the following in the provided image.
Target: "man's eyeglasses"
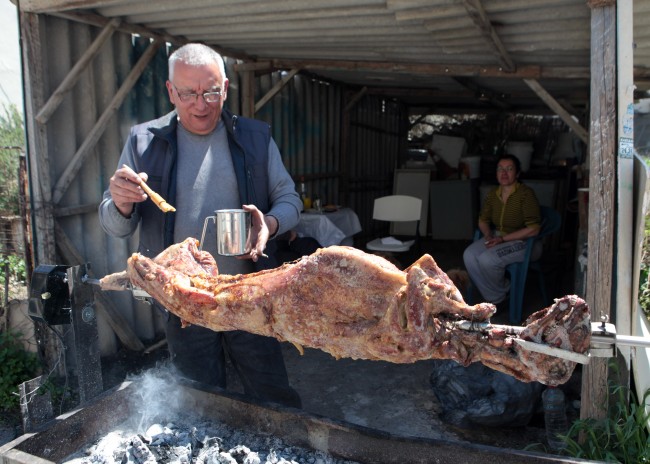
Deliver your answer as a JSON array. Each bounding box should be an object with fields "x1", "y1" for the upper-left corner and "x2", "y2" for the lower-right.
[
  {"x1": 173, "y1": 84, "x2": 222, "y2": 104},
  {"x1": 496, "y1": 166, "x2": 515, "y2": 173}
]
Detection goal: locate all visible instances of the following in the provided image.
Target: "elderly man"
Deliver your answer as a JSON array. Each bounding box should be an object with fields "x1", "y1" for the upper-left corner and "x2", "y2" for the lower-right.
[{"x1": 99, "y1": 43, "x2": 302, "y2": 408}]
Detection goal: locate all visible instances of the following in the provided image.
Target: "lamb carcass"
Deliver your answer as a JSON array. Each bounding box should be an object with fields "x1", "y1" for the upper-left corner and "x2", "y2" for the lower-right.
[{"x1": 102, "y1": 238, "x2": 590, "y2": 386}]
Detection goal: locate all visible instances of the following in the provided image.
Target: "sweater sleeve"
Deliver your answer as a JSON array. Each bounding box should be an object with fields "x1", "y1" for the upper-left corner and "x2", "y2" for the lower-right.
[
  {"x1": 265, "y1": 138, "x2": 302, "y2": 236},
  {"x1": 98, "y1": 134, "x2": 141, "y2": 238}
]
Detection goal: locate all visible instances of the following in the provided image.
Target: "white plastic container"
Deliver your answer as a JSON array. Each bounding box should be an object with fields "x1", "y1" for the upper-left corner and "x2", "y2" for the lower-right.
[
  {"x1": 431, "y1": 134, "x2": 467, "y2": 168},
  {"x1": 506, "y1": 141, "x2": 534, "y2": 172}
]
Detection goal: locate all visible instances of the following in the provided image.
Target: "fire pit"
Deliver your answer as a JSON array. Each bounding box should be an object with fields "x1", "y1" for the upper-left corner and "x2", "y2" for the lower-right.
[{"x1": 0, "y1": 367, "x2": 589, "y2": 464}]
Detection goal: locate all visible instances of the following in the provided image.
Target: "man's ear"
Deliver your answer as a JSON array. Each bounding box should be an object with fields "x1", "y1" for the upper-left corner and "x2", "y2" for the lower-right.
[
  {"x1": 222, "y1": 79, "x2": 229, "y2": 101},
  {"x1": 165, "y1": 80, "x2": 175, "y2": 106}
]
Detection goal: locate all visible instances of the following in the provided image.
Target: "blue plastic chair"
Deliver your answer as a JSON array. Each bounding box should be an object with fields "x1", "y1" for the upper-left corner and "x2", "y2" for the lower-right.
[{"x1": 472, "y1": 206, "x2": 562, "y2": 323}]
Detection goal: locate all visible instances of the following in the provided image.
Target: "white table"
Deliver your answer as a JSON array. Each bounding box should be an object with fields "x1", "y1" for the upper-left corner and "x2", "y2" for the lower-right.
[{"x1": 295, "y1": 207, "x2": 362, "y2": 247}]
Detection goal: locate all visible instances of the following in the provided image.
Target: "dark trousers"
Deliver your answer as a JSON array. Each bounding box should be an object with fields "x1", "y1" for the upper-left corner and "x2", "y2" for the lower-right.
[{"x1": 165, "y1": 314, "x2": 302, "y2": 408}]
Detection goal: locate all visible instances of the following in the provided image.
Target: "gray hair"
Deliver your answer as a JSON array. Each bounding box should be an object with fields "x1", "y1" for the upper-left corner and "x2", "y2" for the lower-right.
[{"x1": 168, "y1": 43, "x2": 226, "y2": 82}]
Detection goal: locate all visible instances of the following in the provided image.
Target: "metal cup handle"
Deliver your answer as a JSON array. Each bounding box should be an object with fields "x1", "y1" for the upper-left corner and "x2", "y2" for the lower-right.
[{"x1": 199, "y1": 215, "x2": 215, "y2": 251}]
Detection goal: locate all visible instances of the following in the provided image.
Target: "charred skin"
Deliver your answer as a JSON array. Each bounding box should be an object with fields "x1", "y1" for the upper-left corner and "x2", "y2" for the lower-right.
[{"x1": 126, "y1": 238, "x2": 590, "y2": 386}]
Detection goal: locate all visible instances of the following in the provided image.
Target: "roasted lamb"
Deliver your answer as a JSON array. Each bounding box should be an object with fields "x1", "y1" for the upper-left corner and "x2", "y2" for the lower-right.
[{"x1": 102, "y1": 238, "x2": 590, "y2": 386}]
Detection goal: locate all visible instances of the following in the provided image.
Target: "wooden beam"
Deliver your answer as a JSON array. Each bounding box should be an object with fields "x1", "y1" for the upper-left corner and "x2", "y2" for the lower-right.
[
  {"x1": 267, "y1": 58, "x2": 589, "y2": 79},
  {"x1": 51, "y1": 39, "x2": 162, "y2": 205},
  {"x1": 461, "y1": 0, "x2": 516, "y2": 72},
  {"x1": 54, "y1": 203, "x2": 98, "y2": 217},
  {"x1": 54, "y1": 223, "x2": 145, "y2": 352},
  {"x1": 523, "y1": 79, "x2": 589, "y2": 144},
  {"x1": 254, "y1": 68, "x2": 300, "y2": 114},
  {"x1": 19, "y1": 0, "x2": 128, "y2": 13},
  {"x1": 233, "y1": 61, "x2": 274, "y2": 72},
  {"x1": 453, "y1": 77, "x2": 511, "y2": 109},
  {"x1": 49, "y1": 11, "x2": 252, "y2": 61},
  {"x1": 51, "y1": 10, "x2": 186, "y2": 47},
  {"x1": 233, "y1": 59, "x2": 584, "y2": 80},
  {"x1": 36, "y1": 17, "x2": 121, "y2": 124},
  {"x1": 343, "y1": 86, "x2": 368, "y2": 112},
  {"x1": 581, "y1": 0, "x2": 617, "y2": 423}
]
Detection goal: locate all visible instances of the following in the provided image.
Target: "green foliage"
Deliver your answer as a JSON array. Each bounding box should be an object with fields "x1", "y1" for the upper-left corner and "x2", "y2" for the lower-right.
[
  {"x1": 0, "y1": 254, "x2": 26, "y2": 283},
  {"x1": 641, "y1": 181, "x2": 650, "y2": 320},
  {"x1": 640, "y1": 228, "x2": 650, "y2": 320},
  {"x1": 0, "y1": 330, "x2": 40, "y2": 411},
  {"x1": 560, "y1": 382, "x2": 650, "y2": 463},
  {"x1": 0, "y1": 104, "x2": 24, "y2": 215},
  {"x1": 0, "y1": 254, "x2": 26, "y2": 304}
]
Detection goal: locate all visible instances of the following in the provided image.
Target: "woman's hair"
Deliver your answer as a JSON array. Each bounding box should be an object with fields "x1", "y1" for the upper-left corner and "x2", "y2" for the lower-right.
[
  {"x1": 498, "y1": 154, "x2": 521, "y2": 174},
  {"x1": 168, "y1": 43, "x2": 226, "y2": 82}
]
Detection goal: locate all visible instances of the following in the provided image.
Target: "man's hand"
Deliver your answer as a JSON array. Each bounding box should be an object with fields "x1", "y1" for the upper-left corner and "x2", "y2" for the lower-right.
[
  {"x1": 109, "y1": 165, "x2": 149, "y2": 217},
  {"x1": 240, "y1": 204, "x2": 274, "y2": 262}
]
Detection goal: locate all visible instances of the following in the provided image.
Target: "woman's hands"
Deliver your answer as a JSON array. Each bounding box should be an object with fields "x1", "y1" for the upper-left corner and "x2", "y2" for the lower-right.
[{"x1": 484, "y1": 235, "x2": 505, "y2": 248}]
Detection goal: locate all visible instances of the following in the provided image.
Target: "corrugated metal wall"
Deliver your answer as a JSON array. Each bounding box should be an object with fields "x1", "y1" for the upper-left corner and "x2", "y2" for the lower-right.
[{"x1": 23, "y1": 15, "x2": 407, "y2": 356}]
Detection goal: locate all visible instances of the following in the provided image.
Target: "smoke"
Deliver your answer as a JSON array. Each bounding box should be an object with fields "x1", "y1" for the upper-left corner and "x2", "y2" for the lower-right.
[{"x1": 125, "y1": 361, "x2": 190, "y2": 432}]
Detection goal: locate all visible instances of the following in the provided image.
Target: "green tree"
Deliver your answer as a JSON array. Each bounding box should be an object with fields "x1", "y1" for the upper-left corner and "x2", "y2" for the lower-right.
[{"x1": 0, "y1": 104, "x2": 24, "y2": 215}]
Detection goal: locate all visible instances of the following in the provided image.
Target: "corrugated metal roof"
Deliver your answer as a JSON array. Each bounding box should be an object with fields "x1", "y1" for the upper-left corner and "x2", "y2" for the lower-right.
[{"x1": 17, "y1": 0, "x2": 650, "y2": 114}]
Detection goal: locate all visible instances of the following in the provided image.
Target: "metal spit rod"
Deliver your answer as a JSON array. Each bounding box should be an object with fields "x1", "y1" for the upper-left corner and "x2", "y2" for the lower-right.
[
  {"x1": 81, "y1": 274, "x2": 152, "y2": 302},
  {"x1": 454, "y1": 318, "x2": 650, "y2": 364}
]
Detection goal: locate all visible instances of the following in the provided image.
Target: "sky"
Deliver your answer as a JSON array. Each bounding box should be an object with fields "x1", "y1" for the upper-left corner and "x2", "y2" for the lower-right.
[{"x1": 0, "y1": 0, "x2": 23, "y2": 113}]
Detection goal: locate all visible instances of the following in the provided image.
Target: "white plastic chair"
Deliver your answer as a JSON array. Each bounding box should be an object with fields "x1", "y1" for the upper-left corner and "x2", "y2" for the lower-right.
[{"x1": 366, "y1": 195, "x2": 422, "y2": 253}]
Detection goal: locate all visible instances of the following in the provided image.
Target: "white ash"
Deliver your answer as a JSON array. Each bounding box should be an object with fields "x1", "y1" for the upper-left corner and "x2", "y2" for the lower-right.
[
  {"x1": 62, "y1": 365, "x2": 360, "y2": 464},
  {"x1": 63, "y1": 415, "x2": 359, "y2": 464}
]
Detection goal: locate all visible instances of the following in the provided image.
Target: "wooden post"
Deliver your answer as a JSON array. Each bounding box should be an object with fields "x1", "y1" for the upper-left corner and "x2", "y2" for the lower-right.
[
  {"x1": 581, "y1": 0, "x2": 617, "y2": 422},
  {"x1": 20, "y1": 11, "x2": 56, "y2": 266},
  {"x1": 241, "y1": 70, "x2": 255, "y2": 118},
  {"x1": 20, "y1": 11, "x2": 61, "y2": 376}
]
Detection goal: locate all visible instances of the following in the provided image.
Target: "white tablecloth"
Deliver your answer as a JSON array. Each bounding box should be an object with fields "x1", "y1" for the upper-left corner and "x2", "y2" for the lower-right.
[{"x1": 295, "y1": 208, "x2": 362, "y2": 247}]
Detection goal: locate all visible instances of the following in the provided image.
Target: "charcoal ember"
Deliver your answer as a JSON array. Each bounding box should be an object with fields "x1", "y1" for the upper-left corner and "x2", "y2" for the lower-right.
[
  {"x1": 64, "y1": 409, "x2": 359, "y2": 464},
  {"x1": 128, "y1": 435, "x2": 157, "y2": 464},
  {"x1": 265, "y1": 449, "x2": 298, "y2": 464},
  {"x1": 228, "y1": 445, "x2": 260, "y2": 464},
  {"x1": 195, "y1": 446, "x2": 221, "y2": 464},
  {"x1": 168, "y1": 444, "x2": 192, "y2": 462}
]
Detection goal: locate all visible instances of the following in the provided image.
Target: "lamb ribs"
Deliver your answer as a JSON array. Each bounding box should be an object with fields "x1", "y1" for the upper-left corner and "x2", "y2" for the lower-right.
[{"x1": 104, "y1": 238, "x2": 590, "y2": 386}]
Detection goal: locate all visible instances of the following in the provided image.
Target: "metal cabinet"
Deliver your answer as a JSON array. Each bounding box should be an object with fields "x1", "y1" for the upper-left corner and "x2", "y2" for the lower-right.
[{"x1": 429, "y1": 180, "x2": 478, "y2": 240}]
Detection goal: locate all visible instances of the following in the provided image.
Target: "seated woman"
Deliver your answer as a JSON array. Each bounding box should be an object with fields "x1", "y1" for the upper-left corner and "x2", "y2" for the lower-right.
[{"x1": 463, "y1": 154, "x2": 541, "y2": 306}]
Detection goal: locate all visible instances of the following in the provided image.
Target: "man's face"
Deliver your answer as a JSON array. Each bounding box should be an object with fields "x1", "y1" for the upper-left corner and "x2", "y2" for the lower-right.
[{"x1": 166, "y1": 60, "x2": 229, "y2": 135}]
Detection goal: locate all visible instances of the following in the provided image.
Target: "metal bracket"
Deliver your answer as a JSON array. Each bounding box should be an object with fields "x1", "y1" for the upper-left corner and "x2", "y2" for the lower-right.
[{"x1": 590, "y1": 319, "x2": 617, "y2": 358}]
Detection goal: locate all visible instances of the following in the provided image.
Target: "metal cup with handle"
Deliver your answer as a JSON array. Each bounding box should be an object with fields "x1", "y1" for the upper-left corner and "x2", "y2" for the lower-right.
[{"x1": 200, "y1": 209, "x2": 252, "y2": 256}]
